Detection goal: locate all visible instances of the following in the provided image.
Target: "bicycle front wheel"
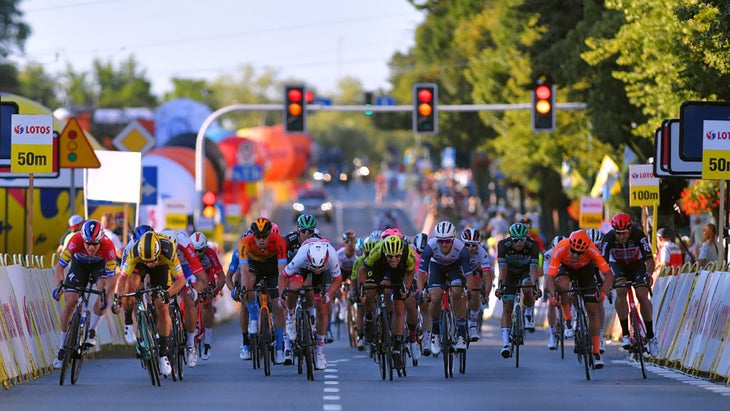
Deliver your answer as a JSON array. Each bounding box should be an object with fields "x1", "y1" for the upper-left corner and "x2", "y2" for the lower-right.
[
  {"x1": 59, "y1": 307, "x2": 81, "y2": 385},
  {"x1": 303, "y1": 314, "x2": 315, "y2": 381},
  {"x1": 512, "y1": 304, "x2": 523, "y2": 368},
  {"x1": 630, "y1": 310, "x2": 647, "y2": 379},
  {"x1": 260, "y1": 309, "x2": 272, "y2": 377},
  {"x1": 555, "y1": 307, "x2": 565, "y2": 359},
  {"x1": 70, "y1": 310, "x2": 88, "y2": 385},
  {"x1": 576, "y1": 310, "x2": 591, "y2": 381},
  {"x1": 169, "y1": 306, "x2": 184, "y2": 382},
  {"x1": 440, "y1": 309, "x2": 454, "y2": 378},
  {"x1": 380, "y1": 309, "x2": 393, "y2": 381}
]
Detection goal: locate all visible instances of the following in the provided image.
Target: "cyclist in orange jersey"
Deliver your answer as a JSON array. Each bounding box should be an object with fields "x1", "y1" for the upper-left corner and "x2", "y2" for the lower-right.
[{"x1": 547, "y1": 230, "x2": 614, "y2": 369}]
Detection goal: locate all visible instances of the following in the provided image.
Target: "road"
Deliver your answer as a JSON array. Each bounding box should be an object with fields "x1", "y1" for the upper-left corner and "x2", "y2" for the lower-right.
[{"x1": 3, "y1": 181, "x2": 729, "y2": 410}]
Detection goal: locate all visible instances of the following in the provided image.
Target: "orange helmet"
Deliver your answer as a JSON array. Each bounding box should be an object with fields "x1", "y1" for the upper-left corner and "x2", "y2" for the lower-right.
[
  {"x1": 568, "y1": 230, "x2": 591, "y2": 252},
  {"x1": 250, "y1": 217, "x2": 272, "y2": 236}
]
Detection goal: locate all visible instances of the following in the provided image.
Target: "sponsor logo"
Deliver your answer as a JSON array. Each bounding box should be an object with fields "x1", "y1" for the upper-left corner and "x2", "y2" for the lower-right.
[
  {"x1": 13, "y1": 124, "x2": 51, "y2": 134},
  {"x1": 706, "y1": 130, "x2": 730, "y2": 140},
  {"x1": 631, "y1": 172, "x2": 654, "y2": 179}
]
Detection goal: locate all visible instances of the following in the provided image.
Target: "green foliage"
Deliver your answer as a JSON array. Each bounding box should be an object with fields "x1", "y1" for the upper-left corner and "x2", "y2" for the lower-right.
[
  {"x1": 0, "y1": 0, "x2": 29, "y2": 59},
  {"x1": 18, "y1": 63, "x2": 58, "y2": 108}
]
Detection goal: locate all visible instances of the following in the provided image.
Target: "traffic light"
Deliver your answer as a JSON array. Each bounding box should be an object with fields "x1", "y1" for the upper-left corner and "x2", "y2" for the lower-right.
[
  {"x1": 531, "y1": 81, "x2": 555, "y2": 132},
  {"x1": 201, "y1": 190, "x2": 217, "y2": 219},
  {"x1": 284, "y1": 85, "x2": 307, "y2": 133},
  {"x1": 413, "y1": 83, "x2": 438, "y2": 135},
  {"x1": 364, "y1": 91, "x2": 374, "y2": 116}
]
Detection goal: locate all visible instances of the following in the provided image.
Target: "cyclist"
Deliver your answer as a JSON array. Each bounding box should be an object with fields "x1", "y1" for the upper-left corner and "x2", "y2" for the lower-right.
[
  {"x1": 227, "y1": 218, "x2": 288, "y2": 364},
  {"x1": 225, "y1": 230, "x2": 252, "y2": 360},
  {"x1": 284, "y1": 214, "x2": 320, "y2": 263},
  {"x1": 601, "y1": 212, "x2": 657, "y2": 355},
  {"x1": 357, "y1": 235, "x2": 416, "y2": 369},
  {"x1": 460, "y1": 228, "x2": 492, "y2": 342},
  {"x1": 190, "y1": 231, "x2": 226, "y2": 360},
  {"x1": 542, "y1": 235, "x2": 565, "y2": 350},
  {"x1": 114, "y1": 224, "x2": 153, "y2": 345},
  {"x1": 281, "y1": 238, "x2": 342, "y2": 370},
  {"x1": 585, "y1": 228, "x2": 607, "y2": 353},
  {"x1": 52, "y1": 220, "x2": 118, "y2": 369},
  {"x1": 119, "y1": 231, "x2": 186, "y2": 376},
  {"x1": 418, "y1": 221, "x2": 472, "y2": 355},
  {"x1": 548, "y1": 230, "x2": 614, "y2": 368},
  {"x1": 160, "y1": 229, "x2": 207, "y2": 368},
  {"x1": 495, "y1": 222, "x2": 541, "y2": 358},
  {"x1": 412, "y1": 233, "x2": 435, "y2": 355}
]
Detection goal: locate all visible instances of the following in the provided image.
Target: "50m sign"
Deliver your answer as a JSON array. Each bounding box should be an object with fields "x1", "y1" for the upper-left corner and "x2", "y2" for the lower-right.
[{"x1": 11, "y1": 114, "x2": 54, "y2": 174}]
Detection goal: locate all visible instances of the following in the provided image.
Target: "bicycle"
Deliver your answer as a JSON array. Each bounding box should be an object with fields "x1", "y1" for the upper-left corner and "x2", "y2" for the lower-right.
[
  {"x1": 343, "y1": 282, "x2": 359, "y2": 348},
  {"x1": 116, "y1": 286, "x2": 166, "y2": 386},
  {"x1": 438, "y1": 283, "x2": 468, "y2": 378},
  {"x1": 552, "y1": 293, "x2": 565, "y2": 359},
  {"x1": 252, "y1": 281, "x2": 275, "y2": 376},
  {"x1": 285, "y1": 286, "x2": 316, "y2": 381},
  {"x1": 613, "y1": 281, "x2": 648, "y2": 379},
  {"x1": 55, "y1": 282, "x2": 105, "y2": 386},
  {"x1": 168, "y1": 296, "x2": 186, "y2": 381},
  {"x1": 558, "y1": 281, "x2": 595, "y2": 381}
]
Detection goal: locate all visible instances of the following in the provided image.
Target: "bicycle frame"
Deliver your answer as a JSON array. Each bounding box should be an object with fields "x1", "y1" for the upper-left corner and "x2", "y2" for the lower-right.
[
  {"x1": 253, "y1": 282, "x2": 274, "y2": 376},
  {"x1": 439, "y1": 283, "x2": 467, "y2": 377},
  {"x1": 614, "y1": 281, "x2": 648, "y2": 379},
  {"x1": 117, "y1": 286, "x2": 165, "y2": 387},
  {"x1": 57, "y1": 282, "x2": 105, "y2": 386},
  {"x1": 285, "y1": 286, "x2": 316, "y2": 381},
  {"x1": 559, "y1": 280, "x2": 595, "y2": 381}
]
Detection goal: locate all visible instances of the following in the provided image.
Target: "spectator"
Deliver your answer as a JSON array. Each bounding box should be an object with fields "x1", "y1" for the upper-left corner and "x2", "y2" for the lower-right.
[
  {"x1": 57, "y1": 214, "x2": 83, "y2": 254},
  {"x1": 655, "y1": 228, "x2": 683, "y2": 275},
  {"x1": 697, "y1": 223, "x2": 720, "y2": 268},
  {"x1": 486, "y1": 211, "x2": 509, "y2": 241},
  {"x1": 101, "y1": 212, "x2": 124, "y2": 260},
  {"x1": 112, "y1": 211, "x2": 131, "y2": 243}
]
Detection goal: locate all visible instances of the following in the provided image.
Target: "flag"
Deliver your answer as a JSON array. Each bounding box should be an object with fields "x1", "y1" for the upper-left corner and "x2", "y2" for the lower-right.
[
  {"x1": 590, "y1": 155, "x2": 621, "y2": 198},
  {"x1": 561, "y1": 160, "x2": 586, "y2": 191}
]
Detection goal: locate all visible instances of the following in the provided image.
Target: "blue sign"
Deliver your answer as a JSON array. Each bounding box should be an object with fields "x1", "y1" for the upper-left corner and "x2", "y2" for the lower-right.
[
  {"x1": 312, "y1": 98, "x2": 332, "y2": 106},
  {"x1": 376, "y1": 96, "x2": 395, "y2": 106},
  {"x1": 232, "y1": 164, "x2": 263, "y2": 182},
  {"x1": 141, "y1": 166, "x2": 158, "y2": 205}
]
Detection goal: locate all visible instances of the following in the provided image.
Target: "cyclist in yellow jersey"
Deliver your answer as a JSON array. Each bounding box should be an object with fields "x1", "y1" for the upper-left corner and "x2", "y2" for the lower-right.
[
  {"x1": 119, "y1": 231, "x2": 185, "y2": 377},
  {"x1": 357, "y1": 235, "x2": 417, "y2": 369},
  {"x1": 350, "y1": 237, "x2": 376, "y2": 350}
]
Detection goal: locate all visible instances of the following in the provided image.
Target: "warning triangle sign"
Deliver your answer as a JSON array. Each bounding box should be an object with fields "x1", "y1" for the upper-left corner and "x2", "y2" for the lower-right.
[{"x1": 59, "y1": 118, "x2": 101, "y2": 168}]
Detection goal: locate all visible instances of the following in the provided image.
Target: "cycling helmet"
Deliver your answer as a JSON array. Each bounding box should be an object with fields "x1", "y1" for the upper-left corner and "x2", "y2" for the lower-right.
[
  {"x1": 132, "y1": 224, "x2": 153, "y2": 242},
  {"x1": 81, "y1": 220, "x2": 104, "y2": 243},
  {"x1": 381, "y1": 228, "x2": 403, "y2": 239},
  {"x1": 460, "y1": 228, "x2": 480, "y2": 244},
  {"x1": 251, "y1": 217, "x2": 272, "y2": 236},
  {"x1": 413, "y1": 233, "x2": 429, "y2": 254},
  {"x1": 362, "y1": 237, "x2": 377, "y2": 254},
  {"x1": 550, "y1": 235, "x2": 566, "y2": 249},
  {"x1": 137, "y1": 231, "x2": 161, "y2": 262},
  {"x1": 434, "y1": 221, "x2": 456, "y2": 239},
  {"x1": 160, "y1": 229, "x2": 178, "y2": 247},
  {"x1": 369, "y1": 230, "x2": 383, "y2": 242},
  {"x1": 355, "y1": 237, "x2": 365, "y2": 253},
  {"x1": 611, "y1": 212, "x2": 632, "y2": 231},
  {"x1": 271, "y1": 223, "x2": 280, "y2": 235},
  {"x1": 509, "y1": 223, "x2": 529, "y2": 239},
  {"x1": 297, "y1": 214, "x2": 317, "y2": 230},
  {"x1": 585, "y1": 228, "x2": 604, "y2": 246},
  {"x1": 382, "y1": 235, "x2": 404, "y2": 256},
  {"x1": 568, "y1": 230, "x2": 591, "y2": 252},
  {"x1": 342, "y1": 229, "x2": 356, "y2": 242},
  {"x1": 190, "y1": 231, "x2": 207, "y2": 253},
  {"x1": 520, "y1": 216, "x2": 532, "y2": 227},
  {"x1": 307, "y1": 242, "x2": 329, "y2": 268}
]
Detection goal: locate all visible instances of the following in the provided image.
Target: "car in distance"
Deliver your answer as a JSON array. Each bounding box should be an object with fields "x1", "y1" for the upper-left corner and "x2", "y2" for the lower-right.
[{"x1": 291, "y1": 188, "x2": 333, "y2": 223}]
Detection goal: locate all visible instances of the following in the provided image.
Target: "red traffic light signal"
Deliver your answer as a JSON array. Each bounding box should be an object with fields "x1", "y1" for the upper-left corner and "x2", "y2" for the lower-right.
[
  {"x1": 202, "y1": 191, "x2": 217, "y2": 219},
  {"x1": 531, "y1": 82, "x2": 555, "y2": 132},
  {"x1": 413, "y1": 83, "x2": 438, "y2": 135},
  {"x1": 284, "y1": 85, "x2": 307, "y2": 133}
]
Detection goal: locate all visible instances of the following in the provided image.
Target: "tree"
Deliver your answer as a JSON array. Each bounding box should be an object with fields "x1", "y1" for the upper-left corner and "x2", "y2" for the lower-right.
[
  {"x1": 93, "y1": 55, "x2": 157, "y2": 107},
  {"x1": 0, "y1": 0, "x2": 30, "y2": 59},
  {"x1": 18, "y1": 63, "x2": 59, "y2": 108}
]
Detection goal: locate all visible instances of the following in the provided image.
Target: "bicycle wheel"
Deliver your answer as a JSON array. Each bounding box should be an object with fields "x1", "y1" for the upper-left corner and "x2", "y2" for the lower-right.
[
  {"x1": 250, "y1": 331, "x2": 259, "y2": 370},
  {"x1": 576, "y1": 310, "x2": 591, "y2": 381},
  {"x1": 59, "y1": 306, "x2": 81, "y2": 385},
  {"x1": 459, "y1": 342, "x2": 466, "y2": 374},
  {"x1": 303, "y1": 313, "x2": 315, "y2": 381},
  {"x1": 555, "y1": 307, "x2": 565, "y2": 359},
  {"x1": 296, "y1": 308, "x2": 305, "y2": 375},
  {"x1": 381, "y1": 309, "x2": 393, "y2": 381},
  {"x1": 260, "y1": 309, "x2": 272, "y2": 377},
  {"x1": 512, "y1": 304, "x2": 523, "y2": 368},
  {"x1": 375, "y1": 313, "x2": 386, "y2": 380},
  {"x1": 169, "y1": 306, "x2": 184, "y2": 381},
  {"x1": 630, "y1": 310, "x2": 647, "y2": 379},
  {"x1": 70, "y1": 310, "x2": 88, "y2": 385},
  {"x1": 440, "y1": 309, "x2": 453, "y2": 378},
  {"x1": 146, "y1": 310, "x2": 162, "y2": 387}
]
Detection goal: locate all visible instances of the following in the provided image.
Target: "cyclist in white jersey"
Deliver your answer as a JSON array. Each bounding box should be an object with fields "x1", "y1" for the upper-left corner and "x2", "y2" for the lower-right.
[
  {"x1": 418, "y1": 221, "x2": 473, "y2": 354},
  {"x1": 460, "y1": 228, "x2": 492, "y2": 341}
]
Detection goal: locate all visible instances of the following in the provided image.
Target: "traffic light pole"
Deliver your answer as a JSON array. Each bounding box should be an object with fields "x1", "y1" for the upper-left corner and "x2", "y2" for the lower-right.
[{"x1": 193, "y1": 102, "x2": 587, "y2": 225}]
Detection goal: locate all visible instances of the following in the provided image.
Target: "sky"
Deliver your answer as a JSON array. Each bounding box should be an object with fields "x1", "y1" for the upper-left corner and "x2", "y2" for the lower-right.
[{"x1": 17, "y1": 0, "x2": 425, "y2": 98}]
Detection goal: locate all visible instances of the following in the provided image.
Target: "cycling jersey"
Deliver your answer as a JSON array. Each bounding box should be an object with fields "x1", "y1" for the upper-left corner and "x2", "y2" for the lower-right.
[
  {"x1": 351, "y1": 254, "x2": 367, "y2": 281},
  {"x1": 497, "y1": 237, "x2": 540, "y2": 273},
  {"x1": 336, "y1": 246, "x2": 358, "y2": 277},
  {"x1": 601, "y1": 227, "x2": 653, "y2": 265},
  {"x1": 198, "y1": 245, "x2": 224, "y2": 278},
  {"x1": 227, "y1": 248, "x2": 239, "y2": 275},
  {"x1": 58, "y1": 232, "x2": 117, "y2": 277},
  {"x1": 283, "y1": 238, "x2": 341, "y2": 278},
  {"x1": 363, "y1": 240, "x2": 417, "y2": 275},
  {"x1": 547, "y1": 239, "x2": 610, "y2": 277},
  {"x1": 418, "y1": 237, "x2": 472, "y2": 275},
  {"x1": 466, "y1": 245, "x2": 492, "y2": 276},
  {"x1": 120, "y1": 236, "x2": 184, "y2": 285},
  {"x1": 237, "y1": 232, "x2": 288, "y2": 266},
  {"x1": 284, "y1": 230, "x2": 321, "y2": 262}
]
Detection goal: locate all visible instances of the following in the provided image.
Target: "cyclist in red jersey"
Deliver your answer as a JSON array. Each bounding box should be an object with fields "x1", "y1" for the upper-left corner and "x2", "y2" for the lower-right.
[
  {"x1": 190, "y1": 232, "x2": 226, "y2": 360},
  {"x1": 226, "y1": 218, "x2": 288, "y2": 363},
  {"x1": 52, "y1": 220, "x2": 118, "y2": 369},
  {"x1": 547, "y1": 230, "x2": 614, "y2": 368},
  {"x1": 601, "y1": 213, "x2": 656, "y2": 355}
]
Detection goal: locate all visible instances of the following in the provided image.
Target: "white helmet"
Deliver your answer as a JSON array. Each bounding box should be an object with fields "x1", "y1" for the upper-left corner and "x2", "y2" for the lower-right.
[
  {"x1": 585, "y1": 228, "x2": 603, "y2": 246},
  {"x1": 413, "y1": 233, "x2": 428, "y2": 254},
  {"x1": 190, "y1": 231, "x2": 207, "y2": 253},
  {"x1": 369, "y1": 230, "x2": 383, "y2": 242},
  {"x1": 434, "y1": 221, "x2": 456, "y2": 239},
  {"x1": 307, "y1": 242, "x2": 329, "y2": 268},
  {"x1": 551, "y1": 235, "x2": 566, "y2": 249}
]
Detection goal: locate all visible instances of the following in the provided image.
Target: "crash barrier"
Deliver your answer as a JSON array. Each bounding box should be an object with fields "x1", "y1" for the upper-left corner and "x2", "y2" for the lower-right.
[{"x1": 0, "y1": 252, "x2": 239, "y2": 390}]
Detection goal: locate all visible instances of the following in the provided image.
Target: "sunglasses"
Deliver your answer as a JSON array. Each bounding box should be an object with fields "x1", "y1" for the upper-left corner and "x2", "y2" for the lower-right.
[
  {"x1": 299, "y1": 229, "x2": 314, "y2": 235},
  {"x1": 254, "y1": 234, "x2": 269, "y2": 240},
  {"x1": 569, "y1": 248, "x2": 585, "y2": 256},
  {"x1": 437, "y1": 239, "x2": 453, "y2": 245},
  {"x1": 615, "y1": 230, "x2": 629, "y2": 235},
  {"x1": 513, "y1": 238, "x2": 526, "y2": 244},
  {"x1": 385, "y1": 254, "x2": 401, "y2": 259},
  {"x1": 465, "y1": 243, "x2": 479, "y2": 248},
  {"x1": 84, "y1": 241, "x2": 100, "y2": 246}
]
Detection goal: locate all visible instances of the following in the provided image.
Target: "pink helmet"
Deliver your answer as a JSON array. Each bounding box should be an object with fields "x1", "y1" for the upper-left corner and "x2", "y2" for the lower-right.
[{"x1": 381, "y1": 228, "x2": 403, "y2": 239}]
